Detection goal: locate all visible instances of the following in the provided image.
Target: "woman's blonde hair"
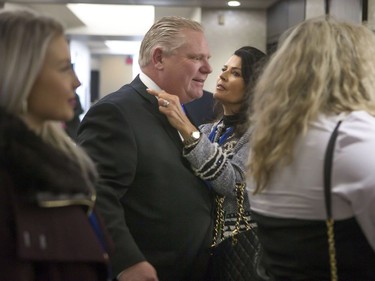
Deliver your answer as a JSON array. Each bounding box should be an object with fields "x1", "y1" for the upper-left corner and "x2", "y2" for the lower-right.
[
  {"x1": 249, "y1": 16, "x2": 375, "y2": 193},
  {"x1": 0, "y1": 9, "x2": 97, "y2": 184}
]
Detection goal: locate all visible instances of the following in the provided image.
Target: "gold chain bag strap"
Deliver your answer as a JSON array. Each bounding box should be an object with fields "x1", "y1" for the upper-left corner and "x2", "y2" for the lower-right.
[
  {"x1": 210, "y1": 182, "x2": 269, "y2": 281},
  {"x1": 211, "y1": 182, "x2": 250, "y2": 247},
  {"x1": 323, "y1": 120, "x2": 342, "y2": 281}
]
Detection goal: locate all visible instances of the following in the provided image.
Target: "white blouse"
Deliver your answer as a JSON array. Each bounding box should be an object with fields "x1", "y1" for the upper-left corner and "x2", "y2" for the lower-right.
[{"x1": 247, "y1": 111, "x2": 375, "y2": 251}]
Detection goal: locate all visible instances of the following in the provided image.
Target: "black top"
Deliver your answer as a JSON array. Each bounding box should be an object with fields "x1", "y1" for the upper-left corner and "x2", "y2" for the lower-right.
[{"x1": 252, "y1": 212, "x2": 375, "y2": 281}]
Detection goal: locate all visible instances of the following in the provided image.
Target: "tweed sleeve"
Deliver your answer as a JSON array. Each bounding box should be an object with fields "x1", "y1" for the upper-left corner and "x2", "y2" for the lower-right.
[{"x1": 183, "y1": 125, "x2": 251, "y2": 197}]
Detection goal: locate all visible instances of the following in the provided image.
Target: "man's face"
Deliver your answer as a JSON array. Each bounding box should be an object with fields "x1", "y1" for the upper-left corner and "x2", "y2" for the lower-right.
[{"x1": 160, "y1": 30, "x2": 212, "y2": 104}]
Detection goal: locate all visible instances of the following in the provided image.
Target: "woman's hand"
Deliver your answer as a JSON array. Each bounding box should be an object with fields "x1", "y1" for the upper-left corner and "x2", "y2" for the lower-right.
[{"x1": 147, "y1": 88, "x2": 197, "y2": 140}]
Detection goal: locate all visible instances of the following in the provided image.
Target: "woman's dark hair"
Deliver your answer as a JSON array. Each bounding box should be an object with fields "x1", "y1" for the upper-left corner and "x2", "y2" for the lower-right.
[{"x1": 214, "y1": 46, "x2": 267, "y2": 137}]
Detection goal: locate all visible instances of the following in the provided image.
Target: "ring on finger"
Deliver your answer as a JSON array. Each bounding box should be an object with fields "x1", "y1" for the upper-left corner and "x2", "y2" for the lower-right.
[{"x1": 163, "y1": 99, "x2": 170, "y2": 107}]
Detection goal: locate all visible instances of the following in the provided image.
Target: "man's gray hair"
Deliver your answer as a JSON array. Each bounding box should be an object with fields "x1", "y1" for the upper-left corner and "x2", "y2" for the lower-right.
[{"x1": 138, "y1": 16, "x2": 203, "y2": 68}]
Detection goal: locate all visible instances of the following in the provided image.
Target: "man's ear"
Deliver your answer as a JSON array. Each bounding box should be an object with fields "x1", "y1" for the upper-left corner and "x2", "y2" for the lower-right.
[{"x1": 152, "y1": 47, "x2": 164, "y2": 70}]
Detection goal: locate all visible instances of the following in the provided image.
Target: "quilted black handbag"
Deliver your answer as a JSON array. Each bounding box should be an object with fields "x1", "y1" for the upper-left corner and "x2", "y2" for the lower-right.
[{"x1": 210, "y1": 183, "x2": 269, "y2": 281}]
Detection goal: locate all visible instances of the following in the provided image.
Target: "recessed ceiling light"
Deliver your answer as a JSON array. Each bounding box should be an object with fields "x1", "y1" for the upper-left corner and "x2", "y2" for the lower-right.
[
  {"x1": 227, "y1": 1, "x2": 241, "y2": 7},
  {"x1": 67, "y1": 4, "x2": 154, "y2": 36}
]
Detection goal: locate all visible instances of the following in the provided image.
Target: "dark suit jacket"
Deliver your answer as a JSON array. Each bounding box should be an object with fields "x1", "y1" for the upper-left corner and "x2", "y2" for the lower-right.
[
  {"x1": 183, "y1": 90, "x2": 216, "y2": 127},
  {"x1": 77, "y1": 76, "x2": 214, "y2": 281}
]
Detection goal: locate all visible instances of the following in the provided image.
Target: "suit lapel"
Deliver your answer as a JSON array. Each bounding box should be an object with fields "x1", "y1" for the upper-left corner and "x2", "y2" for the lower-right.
[{"x1": 130, "y1": 76, "x2": 183, "y2": 150}]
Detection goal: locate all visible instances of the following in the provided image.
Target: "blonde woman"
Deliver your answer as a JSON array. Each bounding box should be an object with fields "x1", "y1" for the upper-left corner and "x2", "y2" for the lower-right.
[
  {"x1": 247, "y1": 16, "x2": 375, "y2": 281},
  {"x1": 0, "y1": 9, "x2": 111, "y2": 280}
]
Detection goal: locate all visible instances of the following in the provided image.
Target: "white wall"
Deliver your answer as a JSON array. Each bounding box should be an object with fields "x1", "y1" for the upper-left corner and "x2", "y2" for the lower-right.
[
  {"x1": 155, "y1": 6, "x2": 201, "y2": 22},
  {"x1": 202, "y1": 8, "x2": 267, "y2": 93},
  {"x1": 99, "y1": 55, "x2": 133, "y2": 98},
  {"x1": 70, "y1": 39, "x2": 91, "y2": 115},
  {"x1": 305, "y1": 0, "x2": 325, "y2": 19}
]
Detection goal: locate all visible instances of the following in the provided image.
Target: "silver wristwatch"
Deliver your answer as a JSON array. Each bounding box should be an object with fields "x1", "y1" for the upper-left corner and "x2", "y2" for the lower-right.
[{"x1": 183, "y1": 130, "x2": 201, "y2": 146}]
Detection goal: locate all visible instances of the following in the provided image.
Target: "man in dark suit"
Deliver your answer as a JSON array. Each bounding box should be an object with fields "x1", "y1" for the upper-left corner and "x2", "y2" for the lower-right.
[{"x1": 77, "y1": 16, "x2": 214, "y2": 281}]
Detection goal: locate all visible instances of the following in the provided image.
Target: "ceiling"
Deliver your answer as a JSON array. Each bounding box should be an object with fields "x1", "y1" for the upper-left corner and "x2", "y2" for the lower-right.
[
  {"x1": 5, "y1": 0, "x2": 279, "y2": 9},
  {"x1": 4, "y1": 0, "x2": 280, "y2": 55}
]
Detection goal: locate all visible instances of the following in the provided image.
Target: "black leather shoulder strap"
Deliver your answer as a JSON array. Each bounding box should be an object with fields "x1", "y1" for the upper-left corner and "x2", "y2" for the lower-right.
[{"x1": 323, "y1": 120, "x2": 343, "y2": 219}]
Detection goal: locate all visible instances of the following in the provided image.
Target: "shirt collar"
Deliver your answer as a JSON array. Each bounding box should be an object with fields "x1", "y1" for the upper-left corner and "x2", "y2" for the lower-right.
[{"x1": 139, "y1": 72, "x2": 162, "y2": 92}]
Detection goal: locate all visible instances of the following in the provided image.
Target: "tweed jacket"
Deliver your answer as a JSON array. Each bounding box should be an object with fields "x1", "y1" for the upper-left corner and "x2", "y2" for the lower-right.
[
  {"x1": 183, "y1": 120, "x2": 252, "y2": 215},
  {"x1": 0, "y1": 108, "x2": 111, "y2": 281}
]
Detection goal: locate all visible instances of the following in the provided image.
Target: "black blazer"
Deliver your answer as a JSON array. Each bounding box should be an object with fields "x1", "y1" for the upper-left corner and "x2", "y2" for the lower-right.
[
  {"x1": 183, "y1": 90, "x2": 216, "y2": 126},
  {"x1": 77, "y1": 76, "x2": 214, "y2": 281}
]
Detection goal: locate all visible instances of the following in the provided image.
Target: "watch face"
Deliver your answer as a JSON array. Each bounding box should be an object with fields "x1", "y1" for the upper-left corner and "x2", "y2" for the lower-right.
[
  {"x1": 183, "y1": 131, "x2": 201, "y2": 146},
  {"x1": 192, "y1": 131, "x2": 200, "y2": 139}
]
